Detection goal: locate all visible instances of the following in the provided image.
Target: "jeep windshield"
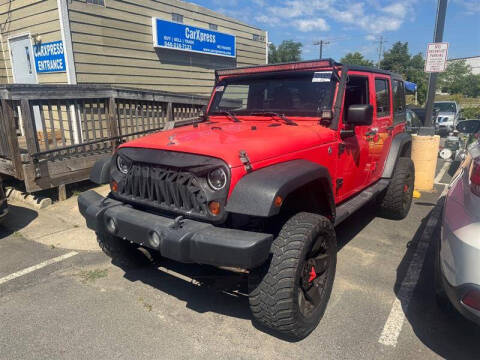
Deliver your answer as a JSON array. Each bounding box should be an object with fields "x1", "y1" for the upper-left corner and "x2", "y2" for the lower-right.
[{"x1": 209, "y1": 71, "x2": 336, "y2": 118}]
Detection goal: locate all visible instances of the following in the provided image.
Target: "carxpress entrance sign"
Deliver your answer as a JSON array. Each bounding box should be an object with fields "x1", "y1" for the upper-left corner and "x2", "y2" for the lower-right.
[
  {"x1": 152, "y1": 18, "x2": 236, "y2": 58},
  {"x1": 33, "y1": 40, "x2": 66, "y2": 73}
]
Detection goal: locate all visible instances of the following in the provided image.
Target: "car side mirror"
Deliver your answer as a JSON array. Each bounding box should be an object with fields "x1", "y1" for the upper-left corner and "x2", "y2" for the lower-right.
[
  {"x1": 347, "y1": 104, "x2": 373, "y2": 126},
  {"x1": 456, "y1": 119, "x2": 480, "y2": 134}
]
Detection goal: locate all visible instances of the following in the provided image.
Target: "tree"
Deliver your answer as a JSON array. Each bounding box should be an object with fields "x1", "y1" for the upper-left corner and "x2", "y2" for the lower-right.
[
  {"x1": 405, "y1": 53, "x2": 428, "y2": 104},
  {"x1": 268, "y1": 40, "x2": 302, "y2": 64},
  {"x1": 380, "y1": 42, "x2": 411, "y2": 74},
  {"x1": 380, "y1": 42, "x2": 428, "y2": 104},
  {"x1": 464, "y1": 74, "x2": 480, "y2": 98},
  {"x1": 340, "y1": 52, "x2": 374, "y2": 67},
  {"x1": 439, "y1": 60, "x2": 480, "y2": 97}
]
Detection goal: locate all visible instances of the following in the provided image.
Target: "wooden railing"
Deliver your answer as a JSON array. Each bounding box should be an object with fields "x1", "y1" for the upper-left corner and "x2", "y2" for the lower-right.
[{"x1": 0, "y1": 84, "x2": 209, "y2": 193}]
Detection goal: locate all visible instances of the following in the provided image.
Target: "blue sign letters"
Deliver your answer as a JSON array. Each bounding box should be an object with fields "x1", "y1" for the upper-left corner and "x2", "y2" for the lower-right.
[
  {"x1": 153, "y1": 18, "x2": 236, "y2": 58},
  {"x1": 33, "y1": 40, "x2": 66, "y2": 73}
]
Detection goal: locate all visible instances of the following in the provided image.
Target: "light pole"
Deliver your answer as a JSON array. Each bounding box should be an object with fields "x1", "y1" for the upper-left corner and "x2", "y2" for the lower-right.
[{"x1": 424, "y1": 0, "x2": 448, "y2": 130}]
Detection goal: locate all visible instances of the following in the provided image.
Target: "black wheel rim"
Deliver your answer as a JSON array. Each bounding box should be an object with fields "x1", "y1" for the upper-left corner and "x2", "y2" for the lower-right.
[{"x1": 298, "y1": 236, "x2": 330, "y2": 317}]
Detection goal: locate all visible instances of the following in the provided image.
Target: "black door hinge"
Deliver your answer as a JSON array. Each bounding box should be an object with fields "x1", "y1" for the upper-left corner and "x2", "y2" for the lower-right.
[{"x1": 239, "y1": 150, "x2": 252, "y2": 173}]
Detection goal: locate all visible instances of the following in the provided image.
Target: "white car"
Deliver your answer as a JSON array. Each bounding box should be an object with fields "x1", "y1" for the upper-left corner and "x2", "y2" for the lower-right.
[
  {"x1": 434, "y1": 101, "x2": 460, "y2": 135},
  {"x1": 435, "y1": 119, "x2": 480, "y2": 325}
]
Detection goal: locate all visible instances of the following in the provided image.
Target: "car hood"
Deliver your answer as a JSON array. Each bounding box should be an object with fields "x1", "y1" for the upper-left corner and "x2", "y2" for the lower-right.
[{"x1": 119, "y1": 120, "x2": 336, "y2": 168}]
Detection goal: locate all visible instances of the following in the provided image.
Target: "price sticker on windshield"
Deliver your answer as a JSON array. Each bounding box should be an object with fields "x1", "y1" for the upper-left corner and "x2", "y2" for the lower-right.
[
  {"x1": 215, "y1": 85, "x2": 224, "y2": 92},
  {"x1": 312, "y1": 71, "x2": 332, "y2": 82}
]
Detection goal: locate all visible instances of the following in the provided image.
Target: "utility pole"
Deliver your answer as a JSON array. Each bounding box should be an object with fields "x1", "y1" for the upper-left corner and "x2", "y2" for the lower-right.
[
  {"x1": 313, "y1": 40, "x2": 330, "y2": 59},
  {"x1": 424, "y1": 0, "x2": 448, "y2": 129},
  {"x1": 377, "y1": 36, "x2": 387, "y2": 68}
]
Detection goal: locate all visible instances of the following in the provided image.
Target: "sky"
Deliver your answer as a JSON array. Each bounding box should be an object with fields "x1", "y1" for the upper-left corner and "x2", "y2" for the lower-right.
[{"x1": 191, "y1": 0, "x2": 480, "y2": 61}]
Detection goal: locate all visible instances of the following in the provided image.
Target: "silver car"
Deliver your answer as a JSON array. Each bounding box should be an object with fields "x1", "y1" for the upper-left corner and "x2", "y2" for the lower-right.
[
  {"x1": 434, "y1": 101, "x2": 460, "y2": 135},
  {"x1": 435, "y1": 119, "x2": 480, "y2": 325}
]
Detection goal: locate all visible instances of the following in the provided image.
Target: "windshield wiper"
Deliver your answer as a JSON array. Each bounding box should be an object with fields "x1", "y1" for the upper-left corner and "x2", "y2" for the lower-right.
[
  {"x1": 249, "y1": 112, "x2": 298, "y2": 126},
  {"x1": 211, "y1": 111, "x2": 241, "y2": 123}
]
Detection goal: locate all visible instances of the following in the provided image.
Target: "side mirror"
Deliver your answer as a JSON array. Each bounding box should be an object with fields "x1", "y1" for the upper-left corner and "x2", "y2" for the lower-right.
[
  {"x1": 347, "y1": 104, "x2": 373, "y2": 126},
  {"x1": 456, "y1": 120, "x2": 480, "y2": 134}
]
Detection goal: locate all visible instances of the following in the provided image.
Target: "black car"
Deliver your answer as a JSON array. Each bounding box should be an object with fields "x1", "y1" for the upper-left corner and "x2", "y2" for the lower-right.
[
  {"x1": 0, "y1": 179, "x2": 8, "y2": 222},
  {"x1": 406, "y1": 108, "x2": 423, "y2": 133},
  {"x1": 407, "y1": 106, "x2": 426, "y2": 124}
]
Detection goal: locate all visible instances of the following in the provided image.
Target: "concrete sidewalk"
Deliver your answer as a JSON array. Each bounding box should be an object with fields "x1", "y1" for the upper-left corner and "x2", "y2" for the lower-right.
[{"x1": 2, "y1": 185, "x2": 110, "y2": 251}]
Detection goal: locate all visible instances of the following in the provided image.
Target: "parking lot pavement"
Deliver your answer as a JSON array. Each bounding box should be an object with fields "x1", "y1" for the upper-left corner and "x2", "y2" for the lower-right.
[{"x1": 1, "y1": 162, "x2": 479, "y2": 359}]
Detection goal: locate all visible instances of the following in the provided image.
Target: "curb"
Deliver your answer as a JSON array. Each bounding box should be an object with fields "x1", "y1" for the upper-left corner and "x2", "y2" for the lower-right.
[{"x1": 5, "y1": 187, "x2": 52, "y2": 209}]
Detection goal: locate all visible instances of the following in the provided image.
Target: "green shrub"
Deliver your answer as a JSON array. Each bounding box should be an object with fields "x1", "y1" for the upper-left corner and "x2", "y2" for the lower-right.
[{"x1": 461, "y1": 107, "x2": 480, "y2": 119}]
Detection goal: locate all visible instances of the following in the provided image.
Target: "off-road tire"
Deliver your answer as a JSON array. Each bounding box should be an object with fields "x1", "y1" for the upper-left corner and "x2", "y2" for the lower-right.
[
  {"x1": 378, "y1": 157, "x2": 415, "y2": 220},
  {"x1": 96, "y1": 232, "x2": 148, "y2": 268},
  {"x1": 248, "y1": 212, "x2": 336, "y2": 341}
]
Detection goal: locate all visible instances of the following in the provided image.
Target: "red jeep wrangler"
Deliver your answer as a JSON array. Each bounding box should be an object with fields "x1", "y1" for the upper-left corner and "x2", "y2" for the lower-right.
[{"x1": 79, "y1": 59, "x2": 414, "y2": 340}]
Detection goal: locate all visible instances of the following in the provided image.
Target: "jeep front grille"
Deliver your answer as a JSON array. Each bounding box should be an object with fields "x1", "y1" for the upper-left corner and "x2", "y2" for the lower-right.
[{"x1": 118, "y1": 163, "x2": 208, "y2": 216}]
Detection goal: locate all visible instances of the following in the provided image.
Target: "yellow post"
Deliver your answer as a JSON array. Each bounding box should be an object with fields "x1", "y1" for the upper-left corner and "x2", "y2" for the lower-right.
[{"x1": 411, "y1": 134, "x2": 440, "y2": 191}]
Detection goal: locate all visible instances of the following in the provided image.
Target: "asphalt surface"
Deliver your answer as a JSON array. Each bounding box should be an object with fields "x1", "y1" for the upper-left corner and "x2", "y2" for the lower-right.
[{"x1": 1, "y1": 159, "x2": 479, "y2": 359}]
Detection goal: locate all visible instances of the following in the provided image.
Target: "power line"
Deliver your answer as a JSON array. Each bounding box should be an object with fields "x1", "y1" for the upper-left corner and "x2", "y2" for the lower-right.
[
  {"x1": 376, "y1": 36, "x2": 388, "y2": 68},
  {"x1": 313, "y1": 40, "x2": 330, "y2": 59}
]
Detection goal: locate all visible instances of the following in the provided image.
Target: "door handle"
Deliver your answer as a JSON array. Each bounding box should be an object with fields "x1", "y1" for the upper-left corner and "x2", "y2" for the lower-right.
[{"x1": 365, "y1": 130, "x2": 377, "y2": 137}]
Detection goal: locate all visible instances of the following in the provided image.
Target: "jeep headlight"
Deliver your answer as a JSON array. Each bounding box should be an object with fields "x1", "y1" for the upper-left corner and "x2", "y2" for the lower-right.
[
  {"x1": 207, "y1": 168, "x2": 227, "y2": 191},
  {"x1": 116, "y1": 155, "x2": 131, "y2": 174}
]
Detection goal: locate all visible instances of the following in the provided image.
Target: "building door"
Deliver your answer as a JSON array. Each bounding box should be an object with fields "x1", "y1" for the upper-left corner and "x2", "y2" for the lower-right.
[
  {"x1": 9, "y1": 35, "x2": 37, "y2": 84},
  {"x1": 9, "y1": 35, "x2": 43, "y2": 137}
]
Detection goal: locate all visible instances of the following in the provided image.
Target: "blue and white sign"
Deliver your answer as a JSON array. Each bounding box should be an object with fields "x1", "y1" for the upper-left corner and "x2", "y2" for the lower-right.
[
  {"x1": 152, "y1": 18, "x2": 236, "y2": 58},
  {"x1": 33, "y1": 40, "x2": 66, "y2": 73}
]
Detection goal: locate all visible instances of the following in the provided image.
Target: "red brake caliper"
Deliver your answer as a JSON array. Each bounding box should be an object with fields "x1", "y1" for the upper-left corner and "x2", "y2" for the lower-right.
[
  {"x1": 403, "y1": 184, "x2": 409, "y2": 193},
  {"x1": 308, "y1": 266, "x2": 317, "y2": 283}
]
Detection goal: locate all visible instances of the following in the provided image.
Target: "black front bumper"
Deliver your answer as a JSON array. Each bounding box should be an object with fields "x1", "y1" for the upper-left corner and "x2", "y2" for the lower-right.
[{"x1": 78, "y1": 191, "x2": 273, "y2": 269}]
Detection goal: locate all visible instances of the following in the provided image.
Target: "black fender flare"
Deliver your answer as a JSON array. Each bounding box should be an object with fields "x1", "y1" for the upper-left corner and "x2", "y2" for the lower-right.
[
  {"x1": 225, "y1": 159, "x2": 335, "y2": 219},
  {"x1": 382, "y1": 132, "x2": 412, "y2": 178},
  {"x1": 90, "y1": 156, "x2": 112, "y2": 185}
]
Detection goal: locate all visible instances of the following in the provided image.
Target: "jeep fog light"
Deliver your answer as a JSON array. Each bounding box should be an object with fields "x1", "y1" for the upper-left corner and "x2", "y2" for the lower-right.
[
  {"x1": 106, "y1": 217, "x2": 117, "y2": 234},
  {"x1": 208, "y1": 201, "x2": 221, "y2": 216},
  {"x1": 149, "y1": 231, "x2": 161, "y2": 248},
  {"x1": 207, "y1": 168, "x2": 227, "y2": 191}
]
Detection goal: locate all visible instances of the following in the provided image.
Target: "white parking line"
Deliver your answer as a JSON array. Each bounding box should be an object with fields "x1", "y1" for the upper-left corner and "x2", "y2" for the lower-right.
[
  {"x1": 0, "y1": 251, "x2": 78, "y2": 285},
  {"x1": 378, "y1": 201, "x2": 443, "y2": 347},
  {"x1": 434, "y1": 161, "x2": 451, "y2": 184}
]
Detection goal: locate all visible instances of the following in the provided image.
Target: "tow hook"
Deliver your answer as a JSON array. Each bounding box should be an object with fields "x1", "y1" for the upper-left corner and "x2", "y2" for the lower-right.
[{"x1": 169, "y1": 216, "x2": 185, "y2": 230}]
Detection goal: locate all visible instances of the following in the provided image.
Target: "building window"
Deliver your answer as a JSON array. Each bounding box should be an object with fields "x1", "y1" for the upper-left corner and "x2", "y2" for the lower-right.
[
  {"x1": 253, "y1": 34, "x2": 265, "y2": 42},
  {"x1": 209, "y1": 23, "x2": 218, "y2": 31},
  {"x1": 86, "y1": 0, "x2": 105, "y2": 5},
  {"x1": 172, "y1": 13, "x2": 184, "y2": 23}
]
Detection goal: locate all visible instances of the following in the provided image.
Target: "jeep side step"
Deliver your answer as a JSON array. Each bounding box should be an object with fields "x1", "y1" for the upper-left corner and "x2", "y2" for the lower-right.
[{"x1": 334, "y1": 179, "x2": 390, "y2": 226}]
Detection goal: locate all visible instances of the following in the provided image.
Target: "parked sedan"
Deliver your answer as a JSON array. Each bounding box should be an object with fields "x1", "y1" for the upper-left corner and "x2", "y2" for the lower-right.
[{"x1": 435, "y1": 119, "x2": 480, "y2": 325}]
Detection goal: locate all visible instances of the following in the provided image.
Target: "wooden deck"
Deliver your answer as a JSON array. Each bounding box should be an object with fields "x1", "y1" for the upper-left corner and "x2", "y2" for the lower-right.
[{"x1": 0, "y1": 84, "x2": 208, "y2": 193}]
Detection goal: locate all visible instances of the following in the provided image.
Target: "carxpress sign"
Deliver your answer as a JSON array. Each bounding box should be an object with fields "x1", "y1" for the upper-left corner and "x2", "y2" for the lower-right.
[
  {"x1": 152, "y1": 18, "x2": 236, "y2": 58},
  {"x1": 33, "y1": 40, "x2": 66, "y2": 73}
]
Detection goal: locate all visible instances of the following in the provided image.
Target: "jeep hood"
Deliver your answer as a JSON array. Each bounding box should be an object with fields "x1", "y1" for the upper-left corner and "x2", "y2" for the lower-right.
[{"x1": 120, "y1": 121, "x2": 336, "y2": 168}]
